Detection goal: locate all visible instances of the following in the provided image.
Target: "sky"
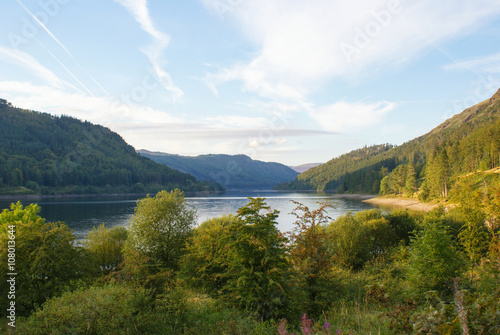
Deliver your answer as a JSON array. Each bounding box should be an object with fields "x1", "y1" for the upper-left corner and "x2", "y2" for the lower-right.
[{"x1": 1, "y1": 0, "x2": 500, "y2": 166}]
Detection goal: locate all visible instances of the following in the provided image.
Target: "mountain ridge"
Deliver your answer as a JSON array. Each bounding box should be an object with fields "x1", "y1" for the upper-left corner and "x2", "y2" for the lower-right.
[
  {"x1": 275, "y1": 88, "x2": 500, "y2": 196},
  {"x1": 138, "y1": 149, "x2": 299, "y2": 190}
]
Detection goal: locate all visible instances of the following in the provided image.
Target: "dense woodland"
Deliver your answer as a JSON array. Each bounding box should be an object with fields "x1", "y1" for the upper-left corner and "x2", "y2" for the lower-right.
[
  {"x1": 1, "y1": 186, "x2": 499, "y2": 334},
  {"x1": 0, "y1": 100, "x2": 218, "y2": 195},
  {"x1": 139, "y1": 150, "x2": 299, "y2": 190},
  {"x1": 276, "y1": 88, "x2": 500, "y2": 201}
]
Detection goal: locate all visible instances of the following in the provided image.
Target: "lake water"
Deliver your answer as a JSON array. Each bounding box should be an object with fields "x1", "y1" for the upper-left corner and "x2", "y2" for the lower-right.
[{"x1": 0, "y1": 191, "x2": 379, "y2": 238}]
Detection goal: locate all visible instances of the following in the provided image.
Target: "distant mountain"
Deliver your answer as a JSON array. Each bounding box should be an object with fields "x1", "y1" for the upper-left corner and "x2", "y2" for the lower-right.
[
  {"x1": 0, "y1": 100, "x2": 217, "y2": 195},
  {"x1": 275, "y1": 88, "x2": 500, "y2": 198},
  {"x1": 291, "y1": 163, "x2": 323, "y2": 174},
  {"x1": 139, "y1": 150, "x2": 299, "y2": 190}
]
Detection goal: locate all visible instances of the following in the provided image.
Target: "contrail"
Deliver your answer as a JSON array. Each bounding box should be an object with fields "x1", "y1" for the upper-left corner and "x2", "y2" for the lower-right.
[
  {"x1": 15, "y1": 0, "x2": 109, "y2": 96},
  {"x1": 33, "y1": 37, "x2": 90, "y2": 96}
]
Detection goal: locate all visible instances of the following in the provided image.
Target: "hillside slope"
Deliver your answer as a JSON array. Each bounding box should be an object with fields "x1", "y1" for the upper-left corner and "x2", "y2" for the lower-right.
[
  {"x1": 276, "y1": 88, "x2": 500, "y2": 195},
  {"x1": 139, "y1": 150, "x2": 299, "y2": 190},
  {"x1": 0, "y1": 100, "x2": 217, "y2": 195}
]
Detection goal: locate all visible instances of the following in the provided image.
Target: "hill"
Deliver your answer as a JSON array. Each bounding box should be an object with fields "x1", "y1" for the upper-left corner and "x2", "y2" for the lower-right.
[
  {"x1": 138, "y1": 150, "x2": 299, "y2": 190},
  {"x1": 0, "y1": 100, "x2": 218, "y2": 195},
  {"x1": 291, "y1": 163, "x2": 323, "y2": 173},
  {"x1": 275, "y1": 88, "x2": 500, "y2": 199}
]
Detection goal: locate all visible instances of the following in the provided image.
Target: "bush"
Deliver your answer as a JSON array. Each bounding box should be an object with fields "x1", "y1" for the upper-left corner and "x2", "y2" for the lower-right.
[
  {"x1": 17, "y1": 284, "x2": 161, "y2": 334},
  {"x1": 84, "y1": 224, "x2": 128, "y2": 273},
  {"x1": 0, "y1": 202, "x2": 92, "y2": 316},
  {"x1": 181, "y1": 215, "x2": 238, "y2": 294}
]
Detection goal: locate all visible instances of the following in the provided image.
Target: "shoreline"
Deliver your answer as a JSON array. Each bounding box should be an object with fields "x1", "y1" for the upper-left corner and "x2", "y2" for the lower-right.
[
  {"x1": 363, "y1": 196, "x2": 437, "y2": 212},
  {"x1": 0, "y1": 190, "x2": 224, "y2": 202}
]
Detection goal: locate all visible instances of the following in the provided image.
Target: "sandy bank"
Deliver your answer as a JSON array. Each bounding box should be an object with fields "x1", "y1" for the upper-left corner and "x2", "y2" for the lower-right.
[{"x1": 363, "y1": 197, "x2": 437, "y2": 212}]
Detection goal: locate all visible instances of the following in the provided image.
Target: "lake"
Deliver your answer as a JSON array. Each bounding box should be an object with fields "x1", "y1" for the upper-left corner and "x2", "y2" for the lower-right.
[{"x1": 0, "y1": 191, "x2": 379, "y2": 238}]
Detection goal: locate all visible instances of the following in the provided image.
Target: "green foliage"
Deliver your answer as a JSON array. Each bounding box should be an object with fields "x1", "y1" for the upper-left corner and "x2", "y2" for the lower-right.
[
  {"x1": 17, "y1": 284, "x2": 160, "y2": 334},
  {"x1": 84, "y1": 224, "x2": 128, "y2": 273},
  {"x1": 276, "y1": 144, "x2": 396, "y2": 192},
  {"x1": 184, "y1": 198, "x2": 294, "y2": 321},
  {"x1": 327, "y1": 213, "x2": 370, "y2": 270},
  {"x1": 0, "y1": 202, "x2": 92, "y2": 316},
  {"x1": 181, "y1": 215, "x2": 238, "y2": 293},
  {"x1": 3, "y1": 191, "x2": 499, "y2": 333},
  {"x1": 327, "y1": 210, "x2": 397, "y2": 270},
  {"x1": 126, "y1": 189, "x2": 196, "y2": 271},
  {"x1": 385, "y1": 209, "x2": 422, "y2": 245},
  {"x1": 407, "y1": 222, "x2": 466, "y2": 298},
  {"x1": 288, "y1": 201, "x2": 336, "y2": 316},
  {"x1": 0, "y1": 103, "x2": 217, "y2": 195},
  {"x1": 225, "y1": 198, "x2": 293, "y2": 321}
]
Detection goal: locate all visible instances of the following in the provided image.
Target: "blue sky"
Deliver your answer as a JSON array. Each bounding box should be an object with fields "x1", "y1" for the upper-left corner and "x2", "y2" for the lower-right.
[{"x1": 1, "y1": 0, "x2": 500, "y2": 166}]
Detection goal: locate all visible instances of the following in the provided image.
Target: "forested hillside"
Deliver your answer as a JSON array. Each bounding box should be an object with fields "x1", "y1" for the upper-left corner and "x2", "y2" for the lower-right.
[
  {"x1": 139, "y1": 150, "x2": 299, "y2": 190},
  {"x1": 0, "y1": 100, "x2": 217, "y2": 195},
  {"x1": 276, "y1": 88, "x2": 500, "y2": 200}
]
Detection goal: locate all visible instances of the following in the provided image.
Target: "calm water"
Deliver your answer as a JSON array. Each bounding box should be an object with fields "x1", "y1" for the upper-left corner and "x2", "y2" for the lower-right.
[{"x1": 0, "y1": 191, "x2": 379, "y2": 238}]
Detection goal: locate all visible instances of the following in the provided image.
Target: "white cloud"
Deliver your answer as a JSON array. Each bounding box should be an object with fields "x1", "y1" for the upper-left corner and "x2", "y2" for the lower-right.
[
  {"x1": 0, "y1": 47, "x2": 66, "y2": 89},
  {"x1": 443, "y1": 52, "x2": 500, "y2": 73},
  {"x1": 309, "y1": 101, "x2": 395, "y2": 132},
  {"x1": 204, "y1": 115, "x2": 269, "y2": 128},
  {"x1": 204, "y1": 0, "x2": 500, "y2": 100},
  {"x1": 114, "y1": 0, "x2": 183, "y2": 101},
  {"x1": 0, "y1": 81, "x2": 182, "y2": 129}
]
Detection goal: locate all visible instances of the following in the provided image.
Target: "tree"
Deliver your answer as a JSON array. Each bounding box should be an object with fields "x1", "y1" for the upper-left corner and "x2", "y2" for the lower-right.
[
  {"x1": 126, "y1": 189, "x2": 196, "y2": 271},
  {"x1": 225, "y1": 198, "x2": 292, "y2": 321},
  {"x1": 0, "y1": 202, "x2": 91, "y2": 316},
  {"x1": 181, "y1": 215, "x2": 238, "y2": 294},
  {"x1": 84, "y1": 224, "x2": 128, "y2": 273},
  {"x1": 327, "y1": 212, "x2": 371, "y2": 270},
  {"x1": 404, "y1": 161, "x2": 417, "y2": 197},
  {"x1": 288, "y1": 201, "x2": 334, "y2": 315},
  {"x1": 452, "y1": 181, "x2": 491, "y2": 266},
  {"x1": 407, "y1": 222, "x2": 465, "y2": 297},
  {"x1": 379, "y1": 175, "x2": 391, "y2": 195}
]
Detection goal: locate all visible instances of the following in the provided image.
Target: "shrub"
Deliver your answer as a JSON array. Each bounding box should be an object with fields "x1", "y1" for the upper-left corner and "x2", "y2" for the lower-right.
[
  {"x1": 84, "y1": 224, "x2": 128, "y2": 273},
  {"x1": 17, "y1": 284, "x2": 161, "y2": 334}
]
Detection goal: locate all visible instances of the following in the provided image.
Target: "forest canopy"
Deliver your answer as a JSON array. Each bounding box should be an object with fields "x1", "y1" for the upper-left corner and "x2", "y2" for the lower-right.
[{"x1": 0, "y1": 101, "x2": 219, "y2": 195}]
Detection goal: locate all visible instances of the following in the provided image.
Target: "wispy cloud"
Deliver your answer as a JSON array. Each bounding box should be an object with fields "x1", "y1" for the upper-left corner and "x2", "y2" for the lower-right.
[
  {"x1": 443, "y1": 52, "x2": 500, "y2": 73},
  {"x1": 203, "y1": 0, "x2": 500, "y2": 100},
  {"x1": 0, "y1": 47, "x2": 70, "y2": 89},
  {"x1": 0, "y1": 81, "x2": 182, "y2": 128},
  {"x1": 114, "y1": 0, "x2": 183, "y2": 101},
  {"x1": 308, "y1": 101, "x2": 396, "y2": 132}
]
